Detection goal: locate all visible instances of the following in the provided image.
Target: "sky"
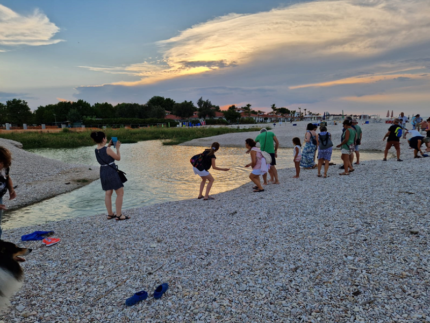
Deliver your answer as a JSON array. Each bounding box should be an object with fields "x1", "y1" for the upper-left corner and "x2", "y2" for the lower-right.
[{"x1": 0, "y1": 0, "x2": 429, "y2": 115}]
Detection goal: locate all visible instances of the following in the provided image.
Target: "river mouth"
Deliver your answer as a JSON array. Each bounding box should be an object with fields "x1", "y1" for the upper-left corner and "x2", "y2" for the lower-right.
[{"x1": 3, "y1": 141, "x2": 383, "y2": 230}]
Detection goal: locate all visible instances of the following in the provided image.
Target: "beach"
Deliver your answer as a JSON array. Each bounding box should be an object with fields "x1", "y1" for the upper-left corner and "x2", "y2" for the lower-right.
[{"x1": 1, "y1": 124, "x2": 430, "y2": 322}]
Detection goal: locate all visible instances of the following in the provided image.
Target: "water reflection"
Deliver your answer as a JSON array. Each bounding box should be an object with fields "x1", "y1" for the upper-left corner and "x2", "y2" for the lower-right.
[{"x1": 3, "y1": 141, "x2": 383, "y2": 229}]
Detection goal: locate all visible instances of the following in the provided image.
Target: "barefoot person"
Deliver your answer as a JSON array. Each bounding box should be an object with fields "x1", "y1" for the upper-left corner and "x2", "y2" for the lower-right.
[
  {"x1": 0, "y1": 147, "x2": 17, "y2": 238},
  {"x1": 91, "y1": 131, "x2": 128, "y2": 220},
  {"x1": 351, "y1": 119, "x2": 362, "y2": 165},
  {"x1": 245, "y1": 139, "x2": 267, "y2": 192},
  {"x1": 292, "y1": 137, "x2": 302, "y2": 178},
  {"x1": 255, "y1": 128, "x2": 280, "y2": 184},
  {"x1": 192, "y1": 142, "x2": 229, "y2": 200},
  {"x1": 382, "y1": 119, "x2": 403, "y2": 162},
  {"x1": 317, "y1": 126, "x2": 333, "y2": 178},
  {"x1": 337, "y1": 119, "x2": 356, "y2": 175}
]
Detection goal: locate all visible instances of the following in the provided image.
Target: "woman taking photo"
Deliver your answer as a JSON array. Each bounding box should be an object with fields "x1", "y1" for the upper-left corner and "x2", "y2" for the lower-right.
[
  {"x1": 192, "y1": 142, "x2": 229, "y2": 200},
  {"x1": 337, "y1": 120, "x2": 356, "y2": 175},
  {"x1": 91, "y1": 131, "x2": 128, "y2": 220},
  {"x1": 300, "y1": 123, "x2": 318, "y2": 169},
  {"x1": 245, "y1": 138, "x2": 268, "y2": 192}
]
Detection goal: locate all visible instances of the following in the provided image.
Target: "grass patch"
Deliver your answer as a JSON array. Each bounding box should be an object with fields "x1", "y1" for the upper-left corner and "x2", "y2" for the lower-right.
[
  {"x1": 75, "y1": 179, "x2": 90, "y2": 183},
  {"x1": 0, "y1": 127, "x2": 261, "y2": 149}
]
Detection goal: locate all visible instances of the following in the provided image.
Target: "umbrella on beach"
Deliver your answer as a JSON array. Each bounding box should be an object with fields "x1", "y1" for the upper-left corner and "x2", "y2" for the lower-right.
[
  {"x1": 386, "y1": 110, "x2": 389, "y2": 118},
  {"x1": 322, "y1": 112, "x2": 326, "y2": 120},
  {"x1": 391, "y1": 110, "x2": 393, "y2": 118}
]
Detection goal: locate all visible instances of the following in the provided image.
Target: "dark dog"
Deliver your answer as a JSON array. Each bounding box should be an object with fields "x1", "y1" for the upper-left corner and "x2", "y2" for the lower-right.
[{"x1": 0, "y1": 240, "x2": 31, "y2": 312}]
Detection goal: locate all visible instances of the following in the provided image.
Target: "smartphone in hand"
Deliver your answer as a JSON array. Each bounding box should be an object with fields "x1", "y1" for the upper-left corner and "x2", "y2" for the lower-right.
[{"x1": 111, "y1": 137, "x2": 118, "y2": 148}]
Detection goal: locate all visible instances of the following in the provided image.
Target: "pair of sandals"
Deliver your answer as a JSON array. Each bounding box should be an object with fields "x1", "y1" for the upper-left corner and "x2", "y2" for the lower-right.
[
  {"x1": 317, "y1": 174, "x2": 329, "y2": 178},
  {"x1": 197, "y1": 196, "x2": 214, "y2": 201},
  {"x1": 107, "y1": 214, "x2": 130, "y2": 221},
  {"x1": 252, "y1": 186, "x2": 265, "y2": 192}
]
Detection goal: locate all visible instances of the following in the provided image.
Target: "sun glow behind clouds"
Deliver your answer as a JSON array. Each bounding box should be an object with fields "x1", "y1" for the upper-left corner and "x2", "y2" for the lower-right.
[{"x1": 80, "y1": 0, "x2": 430, "y2": 86}]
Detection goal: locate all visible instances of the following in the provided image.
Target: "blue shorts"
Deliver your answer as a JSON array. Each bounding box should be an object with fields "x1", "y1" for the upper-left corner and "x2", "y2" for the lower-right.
[{"x1": 355, "y1": 145, "x2": 360, "y2": 151}]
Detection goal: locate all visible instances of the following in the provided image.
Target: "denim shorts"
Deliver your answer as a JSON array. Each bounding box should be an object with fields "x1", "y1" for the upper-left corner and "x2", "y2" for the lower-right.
[{"x1": 355, "y1": 145, "x2": 360, "y2": 151}]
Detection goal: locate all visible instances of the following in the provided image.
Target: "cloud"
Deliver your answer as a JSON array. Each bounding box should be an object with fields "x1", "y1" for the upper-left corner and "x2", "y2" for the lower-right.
[
  {"x1": 81, "y1": 0, "x2": 430, "y2": 86},
  {"x1": 0, "y1": 4, "x2": 62, "y2": 46},
  {"x1": 0, "y1": 91, "x2": 31, "y2": 101}
]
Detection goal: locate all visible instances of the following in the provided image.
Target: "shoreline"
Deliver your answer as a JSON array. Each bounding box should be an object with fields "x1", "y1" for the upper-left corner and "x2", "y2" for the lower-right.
[
  {"x1": 2, "y1": 154, "x2": 429, "y2": 321},
  {"x1": 0, "y1": 138, "x2": 99, "y2": 211}
]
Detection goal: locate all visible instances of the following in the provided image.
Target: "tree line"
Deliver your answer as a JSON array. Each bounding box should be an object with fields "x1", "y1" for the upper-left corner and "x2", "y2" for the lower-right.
[{"x1": 0, "y1": 96, "x2": 294, "y2": 125}]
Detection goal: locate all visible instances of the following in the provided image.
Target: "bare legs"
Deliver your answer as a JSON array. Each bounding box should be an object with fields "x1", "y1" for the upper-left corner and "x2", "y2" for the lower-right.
[
  {"x1": 198, "y1": 174, "x2": 215, "y2": 199},
  {"x1": 249, "y1": 173, "x2": 263, "y2": 190},
  {"x1": 340, "y1": 154, "x2": 353, "y2": 175},
  {"x1": 105, "y1": 187, "x2": 124, "y2": 216},
  {"x1": 317, "y1": 159, "x2": 330, "y2": 177},
  {"x1": 263, "y1": 166, "x2": 279, "y2": 184},
  {"x1": 293, "y1": 162, "x2": 300, "y2": 178}
]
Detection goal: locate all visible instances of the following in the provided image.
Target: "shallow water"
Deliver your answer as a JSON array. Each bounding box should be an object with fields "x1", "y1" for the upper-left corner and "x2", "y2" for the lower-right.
[{"x1": 3, "y1": 141, "x2": 383, "y2": 229}]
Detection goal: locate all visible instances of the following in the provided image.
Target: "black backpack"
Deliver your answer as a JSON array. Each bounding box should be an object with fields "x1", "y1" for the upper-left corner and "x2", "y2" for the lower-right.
[{"x1": 318, "y1": 133, "x2": 333, "y2": 150}]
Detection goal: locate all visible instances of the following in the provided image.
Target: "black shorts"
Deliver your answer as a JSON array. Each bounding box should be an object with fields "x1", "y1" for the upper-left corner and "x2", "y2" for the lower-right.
[
  {"x1": 409, "y1": 137, "x2": 424, "y2": 150},
  {"x1": 270, "y1": 153, "x2": 276, "y2": 166}
]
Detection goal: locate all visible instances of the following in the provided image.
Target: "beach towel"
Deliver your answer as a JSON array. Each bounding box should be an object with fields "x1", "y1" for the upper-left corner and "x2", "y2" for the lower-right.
[{"x1": 21, "y1": 231, "x2": 54, "y2": 241}]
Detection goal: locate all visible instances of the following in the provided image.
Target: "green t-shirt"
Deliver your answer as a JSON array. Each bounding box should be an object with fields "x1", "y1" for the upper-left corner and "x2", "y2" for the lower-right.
[
  {"x1": 255, "y1": 131, "x2": 276, "y2": 153},
  {"x1": 355, "y1": 125, "x2": 362, "y2": 140},
  {"x1": 341, "y1": 128, "x2": 356, "y2": 150}
]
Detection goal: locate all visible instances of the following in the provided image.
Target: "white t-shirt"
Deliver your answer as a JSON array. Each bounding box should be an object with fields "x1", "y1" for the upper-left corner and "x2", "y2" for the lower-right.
[
  {"x1": 408, "y1": 130, "x2": 423, "y2": 138},
  {"x1": 398, "y1": 116, "x2": 408, "y2": 127},
  {"x1": 293, "y1": 145, "x2": 302, "y2": 158}
]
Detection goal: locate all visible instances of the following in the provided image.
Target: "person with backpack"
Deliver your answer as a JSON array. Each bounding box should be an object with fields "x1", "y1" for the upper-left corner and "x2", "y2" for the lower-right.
[
  {"x1": 300, "y1": 123, "x2": 318, "y2": 169},
  {"x1": 191, "y1": 142, "x2": 229, "y2": 200},
  {"x1": 317, "y1": 126, "x2": 333, "y2": 178},
  {"x1": 245, "y1": 138, "x2": 267, "y2": 192},
  {"x1": 382, "y1": 118, "x2": 403, "y2": 162},
  {"x1": 255, "y1": 128, "x2": 280, "y2": 184}
]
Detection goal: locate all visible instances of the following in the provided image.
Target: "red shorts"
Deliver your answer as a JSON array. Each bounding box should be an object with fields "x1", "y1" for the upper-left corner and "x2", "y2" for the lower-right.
[{"x1": 386, "y1": 141, "x2": 400, "y2": 150}]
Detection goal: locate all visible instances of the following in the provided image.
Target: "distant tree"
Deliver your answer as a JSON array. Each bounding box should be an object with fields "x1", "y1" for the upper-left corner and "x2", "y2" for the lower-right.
[
  {"x1": 212, "y1": 105, "x2": 221, "y2": 112},
  {"x1": 6, "y1": 99, "x2": 33, "y2": 124},
  {"x1": 277, "y1": 107, "x2": 290, "y2": 115},
  {"x1": 72, "y1": 100, "x2": 93, "y2": 118},
  {"x1": 197, "y1": 97, "x2": 215, "y2": 119},
  {"x1": 242, "y1": 103, "x2": 252, "y2": 116},
  {"x1": 223, "y1": 105, "x2": 241, "y2": 123},
  {"x1": 0, "y1": 103, "x2": 7, "y2": 124},
  {"x1": 149, "y1": 105, "x2": 166, "y2": 119},
  {"x1": 172, "y1": 100, "x2": 196, "y2": 119},
  {"x1": 271, "y1": 104, "x2": 277, "y2": 113},
  {"x1": 115, "y1": 103, "x2": 147, "y2": 118},
  {"x1": 67, "y1": 109, "x2": 82, "y2": 123},
  {"x1": 147, "y1": 96, "x2": 176, "y2": 111},
  {"x1": 93, "y1": 102, "x2": 115, "y2": 118}
]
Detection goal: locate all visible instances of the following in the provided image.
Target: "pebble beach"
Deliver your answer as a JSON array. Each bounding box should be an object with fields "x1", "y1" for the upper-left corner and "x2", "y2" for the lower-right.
[{"x1": 1, "y1": 121, "x2": 430, "y2": 322}]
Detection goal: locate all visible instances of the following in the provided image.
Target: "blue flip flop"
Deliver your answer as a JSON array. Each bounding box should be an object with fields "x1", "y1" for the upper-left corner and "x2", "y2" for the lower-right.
[
  {"x1": 153, "y1": 283, "x2": 169, "y2": 299},
  {"x1": 125, "y1": 290, "x2": 148, "y2": 306}
]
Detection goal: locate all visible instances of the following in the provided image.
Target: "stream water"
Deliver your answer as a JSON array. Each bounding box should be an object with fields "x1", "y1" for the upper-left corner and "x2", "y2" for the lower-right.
[{"x1": 3, "y1": 141, "x2": 383, "y2": 229}]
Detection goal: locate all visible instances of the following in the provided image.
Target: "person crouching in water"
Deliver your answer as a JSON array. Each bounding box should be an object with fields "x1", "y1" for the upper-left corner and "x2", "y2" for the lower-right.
[
  {"x1": 193, "y1": 142, "x2": 230, "y2": 200},
  {"x1": 91, "y1": 131, "x2": 128, "y2": 220},
  {"x1": 245, "y1": 138, "x2": 268, "y2": 192}
]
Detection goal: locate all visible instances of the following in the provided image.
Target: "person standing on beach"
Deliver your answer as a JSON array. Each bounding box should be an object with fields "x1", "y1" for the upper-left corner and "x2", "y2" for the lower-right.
[
  {"x1": 423, "y1": 118, "x2": 430, "y2": 152},
  {"x1": 245, "y1": 139, "x2": 267, "y2": 192},
  {"x1": 292, "y1": 137, "x2": 302, "y2": 178},
  {"x1": 351, "y1": 119, "x2": 362, "y2": 165},
  {"x1": 255, "y1": 128, "x2": 280, "y2": 184},
  {"x1": 91, "y1": 131, "x2": 128, "y2": 220},
  {"x1": 300, "y1": 123, "x2": 318, "y2": 169},
  {"x1": 0, "y1": 147, "x2": 17, "y2": 238},
  {"x1": 414, "y1": 114, "x2": 423, "y2": 131},
  {"x1": 382, "y1": 119, "x2": 403, "y2": 162},
  {"x1": 337, "y1": 119, "x2": 356, "y2": 175},
  {"x1": 317, "y1": 126, "x2": 333, "y2": 178},
  {"x1": 192, "y1": 142, "x2": 230, "y2": 200},
  {"x1": 398, "y1": 112, "x2": 409, "y2": 139}
]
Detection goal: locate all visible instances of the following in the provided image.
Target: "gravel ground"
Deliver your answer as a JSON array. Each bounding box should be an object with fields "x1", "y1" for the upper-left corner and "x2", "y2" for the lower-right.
[
  {"x1": 181, "y1": 121, "x2": 420, "y2": 152},
  {"x1": 1, "y1": 151, "x2": 429, "y2": 322},
  {"x1": 0, "y1": 138, "x2": 99, "y2": 210}
]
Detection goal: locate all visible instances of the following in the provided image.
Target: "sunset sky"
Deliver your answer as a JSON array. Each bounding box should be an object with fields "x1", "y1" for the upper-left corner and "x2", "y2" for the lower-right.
[{"x1": 1, "y1": 0, "x2": 429, "y2": 114}]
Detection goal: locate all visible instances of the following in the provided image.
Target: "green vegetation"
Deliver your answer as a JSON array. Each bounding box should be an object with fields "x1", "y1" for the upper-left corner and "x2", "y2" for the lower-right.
[{"x1": 0, "y1": 127, "x2": 261, "y2": 149}]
